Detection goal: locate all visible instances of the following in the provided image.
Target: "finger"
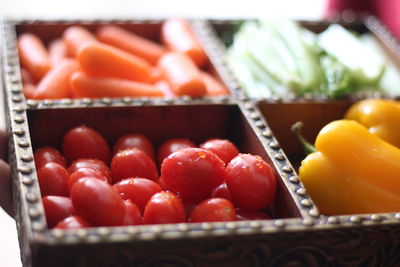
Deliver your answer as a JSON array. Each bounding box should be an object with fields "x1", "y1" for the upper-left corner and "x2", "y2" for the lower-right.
[
  {"x1": 0, "y1": 129, "x2": 8, "y2": 162},
  {"x1": 0, "y1": 159, "x2": 12, "y2": 217}
]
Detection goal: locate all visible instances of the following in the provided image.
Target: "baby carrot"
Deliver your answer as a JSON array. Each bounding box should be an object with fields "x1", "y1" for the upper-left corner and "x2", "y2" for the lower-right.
[
  {"x1": 49, "y1": 39, "x2": 68, "y2": 66},
  {"x1": 158, "y1": 52, "x2": 206, "y2": 97},
  {"x1": 18, "y1": 33, "x2": 51, "y2": 81},
  {"x1": 77, "y1": 43, "x2": 153, "y2": 83},
  {"x1": 63, "y1": 26, "x2": 97, "y2": 57},
  {"x1": 161, "y1": 18, "x2": 208, "y2": 67},
  {"x1": 200, "y1": 71, "x2": 230, "y2": 96},
  {"x1": 21, "y1": 68, "x2": 36, "y2": 85},
  {"x1": 33, "y1": 59, "x2": 80, "y2": 99},
  {"x1": 22, "y1": 83, "x2": 37, "y2": 99},
  {"x1": 155, "y1": 80, "x2": 175, "y2": 97},
  {"x1": 70, "y1": 72, "x2": 164, "y2": 98},
  {"x1": 96, "y1": 25, "x2": 167, "y2": 65}
]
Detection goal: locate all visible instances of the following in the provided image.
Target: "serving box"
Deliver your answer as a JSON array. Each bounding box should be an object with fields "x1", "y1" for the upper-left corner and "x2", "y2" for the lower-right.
[{"x1": 2, "y1": 17, "x2": 400, "y2": 267}]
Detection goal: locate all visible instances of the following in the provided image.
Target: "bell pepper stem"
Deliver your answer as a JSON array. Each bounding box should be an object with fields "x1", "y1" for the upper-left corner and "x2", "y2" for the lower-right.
[{"x1": 291, "y1": 121, "x2": 316, "y2": 156}]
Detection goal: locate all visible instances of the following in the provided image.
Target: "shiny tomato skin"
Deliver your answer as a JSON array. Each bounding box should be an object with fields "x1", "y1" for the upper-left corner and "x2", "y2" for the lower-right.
[
  {"x1": 68, "y1": 167, "x2": 109, "y2": 190},
  {"x1": 113, "y1": 133, "x2": 155, "y2": 160},
  {"x1": 37, "y1": 162, "x2": 69, "y2": 196},
  {"x1": 236, "y1": 209, "x2": 272, "y2": 221},
  {"x1": 210, "y1": 183, "x2": 232, "y2": 202},
  {"x1": 190, "y1": 198, "x2": 236, "y2": 223},
  {"x1": 157, "y1": 138, "x2": 196, "y2": 166},
  {"x1": 62, "y1": 125, "x2": 111, "y2": 163},
  {"x1": 34, "y1": 146, "x2": 67, "y2": 169},
  {"x1": 42, "y1": 196, "x2": 75, "y2": 228},
  {"x1": 71, "y1": 177, "x2": 125, "y2": 226},
  {"x1": 120, "y1": 200, "x2": 142, "y2": 226},
  {"x1": 113, "y1": 178, "x2": 161, "y2": 212},
  {"x1": 111, "y1": 148, "x2": 158, "y2": 183},
  {"x1": 143, "y1": 191, "x2": 186, "y2": 224},
  {"x1": 161, "y1": 148, "x2": 225, "y2": 199},
  {"x1": 55, "y1": 215, "x2": 91, "y2": 229},
  {"x1": 199, "y1": 139, "x2": 239, "y2": 165},
  {"x1": 225, "y1": 154, "x2": 276, "y2": 210},
  {"x1": 68, "y1": 158, "x2": 112, "y2": 183}
]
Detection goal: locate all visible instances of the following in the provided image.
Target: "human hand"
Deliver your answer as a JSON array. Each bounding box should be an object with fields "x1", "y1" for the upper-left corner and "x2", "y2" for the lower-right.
[{"x1": 0, "y1": 129, "x2": 12, "y2": 217}]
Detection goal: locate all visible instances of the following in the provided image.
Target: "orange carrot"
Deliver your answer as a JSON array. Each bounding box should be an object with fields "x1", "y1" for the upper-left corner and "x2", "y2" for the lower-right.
[
  {"x1": 18, "y1": 33, "x2": 51, "y2": 81},
  {"x1": 33, "y1": 59, "x2": 80, "y2": 99},
  {"x1": 22, "y1": 83, "x2": 37, "y2": 99},
  {"x1": 161, "y1": 18, "x2": 208, "y2": 67},
  {"x1": 96, "y1": 25, "x2": 167, "y2": 65},
  {"x1": 21, "y1": 68, "x2": 36, "y2": 85},
  {"x1": 77, "y1": 43, "x2": 153, "y2": 83},
  {"x1": 70, "y1": 72, "x2": 164, "y2": 98},
  {"x1": 63, "y1": 26, "x2": 97, "y2": 57},
  {"x1": 155, "y1": 80, "x2": 175, "y2": 97},
  {"x1": 158, "y1": 52, "x2": 206, "y2": 97},
  {"x1": 49, "y1": 39, "x2": 68, "y2": 66},
  {"x1": 200, "y1": 71, "x2": 230, "y2": 96}
]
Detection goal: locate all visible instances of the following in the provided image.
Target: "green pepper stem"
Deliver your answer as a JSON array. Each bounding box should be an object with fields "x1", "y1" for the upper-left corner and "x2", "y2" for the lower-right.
[{"x1": 291, "y1": 121, "x2": 316, "y2": 156}]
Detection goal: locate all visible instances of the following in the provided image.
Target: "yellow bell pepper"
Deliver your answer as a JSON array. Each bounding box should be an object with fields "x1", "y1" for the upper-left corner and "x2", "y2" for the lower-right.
[
  {"x1": 299, "y1": 119, "x2": 400, "y2": 215},
  {"x1": 345, "y1": 99, "x2": 400, "y2": 148}
]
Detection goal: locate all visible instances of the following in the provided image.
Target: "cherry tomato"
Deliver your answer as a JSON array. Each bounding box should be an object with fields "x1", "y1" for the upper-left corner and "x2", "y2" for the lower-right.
[
  {"x1": 190, "y1": 198, "x2": 236, "y2": 222},
  {"x1": 113, "y1": 178, "x2": 161, "y2": 212},
  {"x1": 62, "y1": 125, "x2": 111, "y2": 163},
  {"x1": 34, "y1": 146, "x2": 67, "y2": 169},
  {"x1": 113, "y1": 133, "x2": 155, "y2": 160},
  {"x1": 143, "y1": 191, "x2": 186, "y2": 224},
  {"x1": 199, "y1": 138, "x2": 239, "y2": 165},
  {"x1": 211, "y1": 183, "x2": 232, "y2": 202},
  {"x1": 111, "y1": 148, "x2": 158, "y2": 183},
  {"x1": 225, "y1": 154, "x2": 276, "y2": 210},
  {"x1": 71, "y1": 177, "x2": 125, "y2": 226},
  {"x1": 68, "y1": 167, "x2": 109, "y2": 190},
  {"x1": 157, "y1": 138, "x2": 196, "y2": 166},
  {"x1": 37, "y1": 162, "x2": 69, "y2": 196},
  {"x1": 68, "y1": 158, "x2": 112, "y2": 183},
  {"x1": 120, "y1": 200, "x2": 142, "y2": 226},
  {"x1": 161, "y1": 148, "x2": 225, "y2": 199},
  {"x1": 236, "y1": 209, "x2": 272, "y2": 221},
  {"x1": 55, "y1": 215, "x2": 91, "y2": 229},
  {"x1": 42, "y1": 196, "x2": 75, "y2": 228}
]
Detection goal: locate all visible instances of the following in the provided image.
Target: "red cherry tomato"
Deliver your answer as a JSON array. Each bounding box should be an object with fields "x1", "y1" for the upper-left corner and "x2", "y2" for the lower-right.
[
  {"x1": 113, "y1": 178, "x2": 161, "y2": 212},
  {"x1": 161, "y1": 148, "x2": 225, "y2": 199},
  {"x1": 190, "y1": 198, "x2": 236, "y2": 222},
  {"x1": 157, "y1": 138, "x2": 196, "y2": 166},
  {"x1": 68, "y1": 167, "x2": 109, "y2": 190},
  {"x1": 34, "y1": 146, "x2": 67, "y2": 169},
  {"x1": 68, "y1": 158, "x2": 112, "y2": 183},
  {"x1": 236, "y1": 209, "x2": 272, "y2": 221},
  {"x1": 143, "y1": 191, "x2": 186, "y2": 224},
  {"x1": 211, "y1": 183, "x2": 232, "y2": 202},
  {"x1": 199, "y1": 138, "x2": 239, "y2": 165},
  {"x1": 120, "y1": 200, "x2": 142, "y2": 226},
  {"x1": 71, "y1": 177, "x2": 125, "y2": 226},
  {"x1": 42, "y1": 196, "x2": 75, "y2": 228},
  {"x1": 62, "y1": 125, "x2": 111, "y2": 163},
  {"x1": 37, "y1": 162, "x2": 69, "y2": 196},
  {"x1": 55, "y1": 215, "x2": 91, "y2": 229},
  {"x1": 225, "y1": 154, "x2": 276, "y2": 210},
  {"x1": 113, "y1": 133, "x2": 155, "y2": 160},
  {"x1": 111, "y1": 148, "x2": 158, "y2": 183}
]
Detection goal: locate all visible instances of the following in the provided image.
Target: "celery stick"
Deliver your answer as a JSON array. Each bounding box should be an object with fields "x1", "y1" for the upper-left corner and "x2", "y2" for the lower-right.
[
  {"x1": 360, "y1": 34, "x2": 400, "y2": 96},
  {"x1": 231, "y1": 22, "x2": 302, "y2": 91},
  {"x1": 318, "y1": 24, "x2": 385, "y2": 86},
  {"x1": 261, "y1": 19, "x2": 322, "y2": 92}
]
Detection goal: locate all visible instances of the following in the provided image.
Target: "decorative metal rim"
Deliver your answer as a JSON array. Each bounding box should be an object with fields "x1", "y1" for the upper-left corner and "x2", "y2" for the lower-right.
[{"x1": 3, "y1": 18, "x2": 400, "y2": 249}]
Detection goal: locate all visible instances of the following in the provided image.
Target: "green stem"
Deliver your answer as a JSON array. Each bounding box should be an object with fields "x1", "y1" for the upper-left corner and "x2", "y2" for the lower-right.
[{"x1": 291, "y1": 121, "x2": 316, "y2": 156}]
